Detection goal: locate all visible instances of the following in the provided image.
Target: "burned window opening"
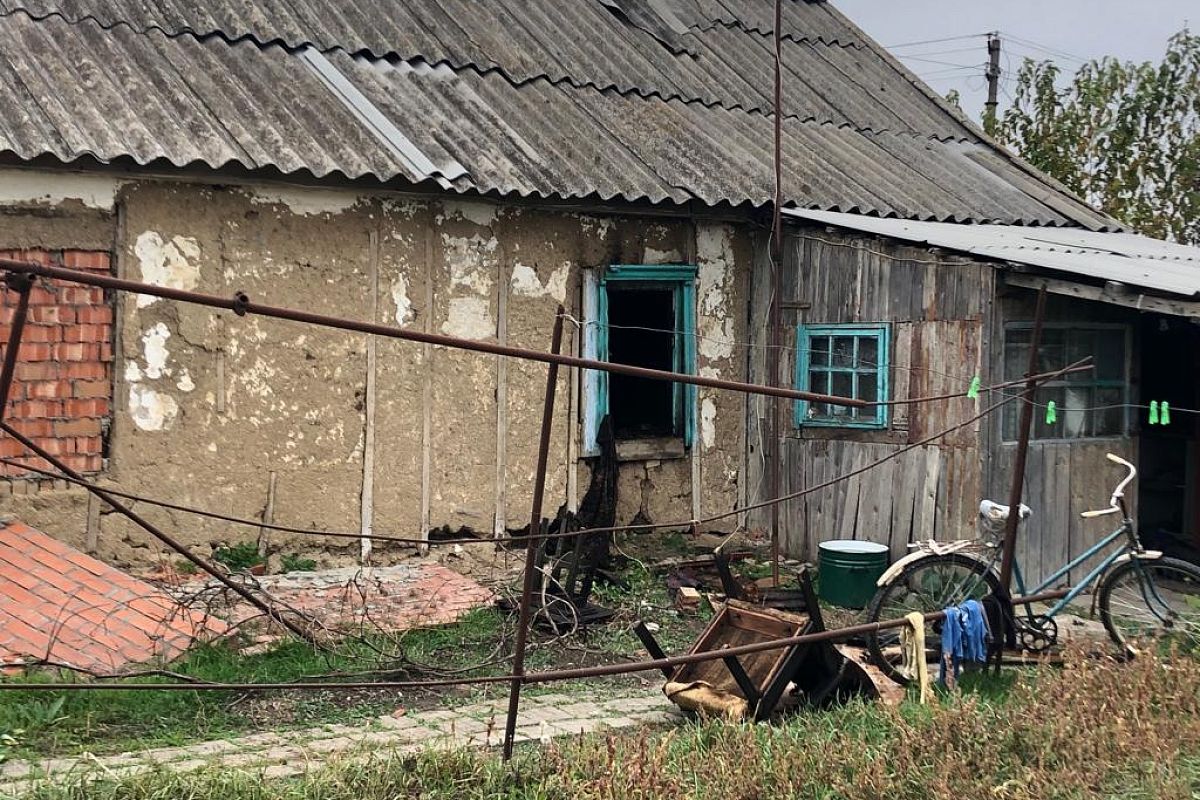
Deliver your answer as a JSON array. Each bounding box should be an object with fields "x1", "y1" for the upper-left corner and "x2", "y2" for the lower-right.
[{"x1": 608, "y1": 286, "x2": 676, "y2": 439}]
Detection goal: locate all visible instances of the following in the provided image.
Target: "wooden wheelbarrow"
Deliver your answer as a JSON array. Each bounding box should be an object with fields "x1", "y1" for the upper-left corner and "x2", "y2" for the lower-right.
[{"x1": 635, "y1": 567, "x2": 897, "y2": 720}]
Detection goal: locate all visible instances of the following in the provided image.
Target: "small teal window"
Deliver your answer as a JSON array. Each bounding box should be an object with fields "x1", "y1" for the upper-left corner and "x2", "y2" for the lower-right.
[{"x1": 794, "y1": 324, "x2": 889, "y2": 428}]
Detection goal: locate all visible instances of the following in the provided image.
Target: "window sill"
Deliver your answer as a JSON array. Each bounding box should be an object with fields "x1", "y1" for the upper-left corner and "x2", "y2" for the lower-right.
[
  {"x1": 615, "y1": 437, "x2": 688, "y2": 462},
  {"x1": 793, "y1": 427, "x2": 907, "y2": 445}
]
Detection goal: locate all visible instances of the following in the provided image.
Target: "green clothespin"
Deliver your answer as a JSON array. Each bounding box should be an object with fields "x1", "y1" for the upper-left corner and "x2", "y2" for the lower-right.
[
  {"x1": 967, "y1": 375, "x2": 981, "y2": 399},
  {"x1": 1149, "y1": 401, "x2": 1160, "y2": 426},
  {"x1": 1161, "y1": 402, "x2": 1171, "y2": 426},
  {"x1": 1045, "y1": 400, "x2": 1057, "y2": 425}
]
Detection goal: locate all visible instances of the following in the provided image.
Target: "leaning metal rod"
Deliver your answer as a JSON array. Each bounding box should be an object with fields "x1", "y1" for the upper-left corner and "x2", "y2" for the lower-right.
[
  {"x1": 0, "y1": 588, "x2": 1072, "y2": 692},
  {"x1": 0, "y1": 421, "x2": 316, "y2": 643},
  {"x1": 0, "y1": 273, "x2": 33, "y2": 411},
  {"x1": 998, "y1": 287, "x2": 1047, "y2": 595},
  {"x1": 503, "y1": 308, "x2": 564, "y2": 760},
  {"x1": 0, "y1": 258, "x2": 864, "y2": 409}
]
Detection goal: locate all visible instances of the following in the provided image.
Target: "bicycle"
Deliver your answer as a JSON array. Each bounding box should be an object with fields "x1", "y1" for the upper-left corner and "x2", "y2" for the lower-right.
[{"x1": 864, "y1": 453, "x2": 1200, "y2": 685}]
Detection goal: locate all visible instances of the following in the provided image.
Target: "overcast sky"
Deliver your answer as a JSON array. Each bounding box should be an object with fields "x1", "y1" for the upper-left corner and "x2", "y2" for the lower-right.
[{"x1": 835, "y1": 1, "x2": 1193, "y2": 119}]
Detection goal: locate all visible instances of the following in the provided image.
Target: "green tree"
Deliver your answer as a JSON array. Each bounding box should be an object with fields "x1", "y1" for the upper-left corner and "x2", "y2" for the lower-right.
[{"x1": 994, "y1": 29, "x2": 1200, "y2": 243}]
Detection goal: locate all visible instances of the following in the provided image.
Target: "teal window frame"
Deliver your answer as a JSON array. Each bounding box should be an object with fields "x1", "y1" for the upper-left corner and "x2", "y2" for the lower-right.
[
  {"x1": 794, "y1": 323, "x2": 889, "y2": 429},
  {"x1": 583, "y1": 264, "x2": 697, "y2": 454}
]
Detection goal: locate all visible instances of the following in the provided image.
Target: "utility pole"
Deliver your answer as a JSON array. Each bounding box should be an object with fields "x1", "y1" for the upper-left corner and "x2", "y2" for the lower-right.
[{"x1": 984, "y1": 32, "x2": 1002, "y2": 133}]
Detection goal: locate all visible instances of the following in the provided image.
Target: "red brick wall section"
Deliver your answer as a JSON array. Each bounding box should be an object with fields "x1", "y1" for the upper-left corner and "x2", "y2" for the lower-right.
[{"x1": 0, "y1": 249, "x2": 113, "y2": 477}]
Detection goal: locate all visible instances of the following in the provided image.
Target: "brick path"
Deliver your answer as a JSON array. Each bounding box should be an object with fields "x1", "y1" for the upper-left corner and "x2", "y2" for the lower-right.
[{"x1": 0, "y1": 688, "x2": 680, "y2": 795}]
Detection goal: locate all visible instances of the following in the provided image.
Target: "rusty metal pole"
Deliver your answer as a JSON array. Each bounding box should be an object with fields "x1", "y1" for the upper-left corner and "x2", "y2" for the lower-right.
[
  {"x1": 502, "y1": 307, "x2": 565, "y2": 760},
  {"x1": 0, "y1": 420, "x2": 316, "y2": 643},
  {"x1": 768, "y1": 0, "x2": 784, "y2": 588},
  {"x1": 997, "y1": 287, "x2": 1047, "y2": 594},
  {"x1": 0, "y1": 273, "x2": 34, "y2": 413}
]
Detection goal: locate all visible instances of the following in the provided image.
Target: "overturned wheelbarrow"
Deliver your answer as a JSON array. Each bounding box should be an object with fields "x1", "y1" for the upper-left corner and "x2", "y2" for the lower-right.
[{"x1": 635, "y1": 567, "x2": 898, "y2": 721}]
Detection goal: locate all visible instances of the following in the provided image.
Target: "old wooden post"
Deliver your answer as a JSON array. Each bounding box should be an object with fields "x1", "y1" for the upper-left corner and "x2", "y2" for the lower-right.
[
  {"x1": 502, "y1": 306, "x2": 565, "y2": 760},
  {"x1": 997, "y1": 287, "x2": 1047, "y2": 594}
]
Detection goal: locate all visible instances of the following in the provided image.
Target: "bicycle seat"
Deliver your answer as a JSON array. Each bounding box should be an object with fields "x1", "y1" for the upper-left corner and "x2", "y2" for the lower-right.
[{"x1": 979, "y1": 499, "x2": 1031, "y2": 523}]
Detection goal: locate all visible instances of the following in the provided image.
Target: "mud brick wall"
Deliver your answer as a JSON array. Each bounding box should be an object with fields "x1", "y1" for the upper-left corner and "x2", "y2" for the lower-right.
[{"x1": 0, "y1": 249, "x2": 113, "y2": 476}]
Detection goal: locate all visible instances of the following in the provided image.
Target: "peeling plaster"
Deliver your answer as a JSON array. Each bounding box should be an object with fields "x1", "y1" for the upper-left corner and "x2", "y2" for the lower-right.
[
  {"x1": 700, "y1": 397, "x2": 718, "y2": 450},
  {"x1": 442, "y1": 297, "x2": 495, "y2": 340},
  {"x1": 128, "y1": 384, "x2": 179, "y2": 432},
  {"x1": 442, "y1": 200, "x2": 498, "y2": 227},
  {"x1": 249, "y1": 186, "x2": 361, "y2": 216},
  {"x1": 696, "y1": 224, "x2": 736, "y2": 363},
  {"x1": 442, "y1": 233, "x2": 498, "y2": 294},
  {"x1": 133, "y1": 231, "x2": 201, "y2": 308},
  {"x1": 0, "y1": 169, "x2": 119, "y2": 210},
  {"x1": 391, "y1": 274, "x2": 415, "y2": 325},
  {"x1": 140, "y1": 323, "x2": 171, "y2": 379},
  {"x1": 644, "y1": 246, "x2": 683, "y2": 264},
  {"x1": 510, "y1": 262, "x2": 569, "y2": 302}
]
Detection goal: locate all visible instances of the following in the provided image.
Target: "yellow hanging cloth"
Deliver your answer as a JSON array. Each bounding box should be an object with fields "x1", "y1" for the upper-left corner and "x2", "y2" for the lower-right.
[{"x1": 900, "y1": 611, "x2": 931, "y2": 704}]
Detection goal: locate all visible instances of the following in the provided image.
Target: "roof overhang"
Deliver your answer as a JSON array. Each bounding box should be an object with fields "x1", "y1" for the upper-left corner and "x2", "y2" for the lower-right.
[{"x1": 785, "y1": 209, "x2": 1200, "y2": 318}]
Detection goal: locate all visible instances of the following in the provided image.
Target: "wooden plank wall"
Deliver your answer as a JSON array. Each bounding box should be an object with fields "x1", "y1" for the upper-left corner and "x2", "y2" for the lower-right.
[
  {"x1": 747, "y1": 228, "x2": 1144, "y2": 587},
  {"x1": 758, "y1": 225, "x2": 993, "y2": 562}
]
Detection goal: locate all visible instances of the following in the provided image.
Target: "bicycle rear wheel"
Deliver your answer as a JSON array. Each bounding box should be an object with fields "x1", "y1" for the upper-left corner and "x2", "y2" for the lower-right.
[
  {"x1": 1098, "y1": 556, "x2": 1200, "y2": 655},
  {"x1": 865, "y1": 553, "x2": 1002, "y2": 685}
]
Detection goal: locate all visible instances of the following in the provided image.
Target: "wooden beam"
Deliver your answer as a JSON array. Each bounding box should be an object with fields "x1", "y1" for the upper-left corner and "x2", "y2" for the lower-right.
[{"x1": 1006, "y1": 273, "x2": 1200, "y2": 318}]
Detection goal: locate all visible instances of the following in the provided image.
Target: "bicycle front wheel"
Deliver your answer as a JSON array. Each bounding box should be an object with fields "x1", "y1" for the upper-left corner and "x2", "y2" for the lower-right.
[
  {"x1": 865, "y1": 552, "x2": 1002, "y2": 685},
  {"x1": 1098, "y1": 556, "x2": 1200, "y2": 655}
]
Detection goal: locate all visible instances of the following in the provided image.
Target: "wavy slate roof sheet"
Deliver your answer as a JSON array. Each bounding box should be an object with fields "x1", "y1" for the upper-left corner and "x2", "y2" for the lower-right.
[{"x1": 0, "y1": 0, "x2": 1112, "y2": 226}]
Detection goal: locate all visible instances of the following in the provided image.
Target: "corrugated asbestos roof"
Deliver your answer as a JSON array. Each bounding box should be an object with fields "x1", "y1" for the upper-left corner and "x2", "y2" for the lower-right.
[
  {"x1": 0, "y1": 0, "x2": 1113, "y2": 226},
  {"x1": 787, "y1": 209, "x2": 1200, "y2": 298}
]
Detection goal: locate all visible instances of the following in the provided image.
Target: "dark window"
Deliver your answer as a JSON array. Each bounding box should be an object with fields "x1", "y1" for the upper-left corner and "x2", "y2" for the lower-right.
[
  {"x1": 1002, "y1": 326, "x2": 1129, "y2": 440},
  {"x1": 607, "y1": 286, "x2": 676, "y2": 439},
  {"x1": 795, "y1": 324, "x2": 889, "y2": 428}
]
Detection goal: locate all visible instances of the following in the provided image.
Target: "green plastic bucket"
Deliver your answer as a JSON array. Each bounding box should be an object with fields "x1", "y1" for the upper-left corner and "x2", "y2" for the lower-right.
[{"x1": 818, "y1": 540, "x2": 890, "y2": 609}]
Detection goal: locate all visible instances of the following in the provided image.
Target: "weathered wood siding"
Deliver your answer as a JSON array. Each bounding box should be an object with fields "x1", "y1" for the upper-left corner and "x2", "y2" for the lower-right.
[
  {"x1": 984, "y1": 287, "x2": 1140, "y2": 587},
  {"x1": 748, "y1": 225, "x2": 993, "y2": 562}
]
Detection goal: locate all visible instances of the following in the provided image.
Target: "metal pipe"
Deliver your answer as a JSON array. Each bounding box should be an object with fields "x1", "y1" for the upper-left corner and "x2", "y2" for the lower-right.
[
  {"x1": 768, "y1": 0, "x2": 785, "y2": 589},
  {"x1": 0, "y1": 258, "x2": 864, "y2": 409},
  {"x1": 998, "y1": 287, "x2": 1047, "y2": 593},
  {"x1": 0, "y1": 273, "x2": 33, "y2": 411},
  {"x1": 0, "y1": 588, "x2": 1072, "y2": 692},
  {"x1": 502, "y1": 308, "x2": 564, "y2": 760},
  {"x1": 0, "y1": 421, "x2": 316, "y2": 643}
]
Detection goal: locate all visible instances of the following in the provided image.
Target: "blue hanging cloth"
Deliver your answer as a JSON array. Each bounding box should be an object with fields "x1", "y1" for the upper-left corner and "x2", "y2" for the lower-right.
[
  {"x1": 939, "y1": 601, "x2": 990, "y2": 685},
  {"x1": 960, "y1": 599, "x2": 990, "y2": 663},
  {"x1": 939, "y1": 606, "x2": 964, "y2": 685}
]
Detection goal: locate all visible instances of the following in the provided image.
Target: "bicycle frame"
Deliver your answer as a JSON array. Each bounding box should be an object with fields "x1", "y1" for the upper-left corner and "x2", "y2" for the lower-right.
[{"x1": 1010, "y1": 520, "x2": 1136, "y2": 620}]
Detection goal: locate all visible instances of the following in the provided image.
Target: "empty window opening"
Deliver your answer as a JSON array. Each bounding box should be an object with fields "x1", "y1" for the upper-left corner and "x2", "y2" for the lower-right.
[{"x1": 608, "y1": 286, "x2": 675, "y2": 439}]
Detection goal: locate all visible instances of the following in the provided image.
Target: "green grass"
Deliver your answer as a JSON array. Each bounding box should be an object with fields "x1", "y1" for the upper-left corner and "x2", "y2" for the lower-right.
[
  {"x1": 19, "y1": 650, "x2": 1200, "y2": 800},
  {"x1": 0, "y1": 609, "x2": 509, "y2": 758}
]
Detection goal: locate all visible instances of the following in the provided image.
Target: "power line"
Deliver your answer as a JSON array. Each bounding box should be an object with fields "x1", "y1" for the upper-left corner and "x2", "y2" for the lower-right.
[
  {"x1": 886, "y1": 33, "x2": 991, "y2": 49},
  {"x1": 997, "y1": 31, "x2": 1088, "y2": 64},
  {"x1": 899, "y1": 54, "x2": 984, "y2": 69}
]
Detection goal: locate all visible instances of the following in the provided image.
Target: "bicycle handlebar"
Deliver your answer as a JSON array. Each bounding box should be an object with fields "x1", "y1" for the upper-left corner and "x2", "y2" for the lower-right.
[{"x1": 1080, "y1": 453, "x2": 1137, "y2": 519}]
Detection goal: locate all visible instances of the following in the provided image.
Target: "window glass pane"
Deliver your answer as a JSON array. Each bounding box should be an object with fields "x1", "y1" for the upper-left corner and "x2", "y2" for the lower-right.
[
  {"x1": 830, "y1": 372, "x2": 854, "y2": 417},
  {"x1": 810, "y1": 336, "x2": 829, "y2": 367},
  {"x1": 1062, "y1": 385, "x2": 1089, "y2": 438},
  {"x1": 832, "y1": 337, "x2": 855, "y2": 368},
  {"x1": 808, "y1": 370, "x2": 828, "y2": 420},
  {"x1": 1094, "y1": 329, "x2": 1126, "y2": 381},
  {"x1": 1004, "y1": 333, "x2": 1030, "y2": 381},
  {"x1": 1094, "y1": 386, "x2": 1125, "y2": 436},
  {"x1": 858, "y1": 336, "x2": 879, "y2": 369},
  {"x1": 1065, "y1": 331, "x2": 1094, "y2": 382},
  {"x1": 859, "y1": 373, "x2": 878, "y2": 423},
  {"x1": 1036, "y1": 329, "x2": 1065, "y2": 372}
]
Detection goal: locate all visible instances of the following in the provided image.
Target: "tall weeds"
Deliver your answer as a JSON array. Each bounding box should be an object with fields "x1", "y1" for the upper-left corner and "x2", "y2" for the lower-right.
[{"x1": 26, "y1": 649, "x2": 1200, "y2": 800}]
